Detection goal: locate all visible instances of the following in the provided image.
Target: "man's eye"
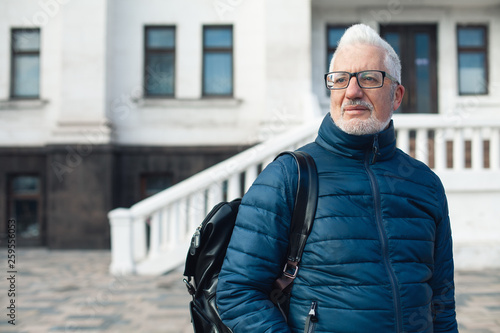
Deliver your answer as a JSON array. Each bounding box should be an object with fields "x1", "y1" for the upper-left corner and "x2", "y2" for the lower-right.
[{"x1": 361, "y1": 75, "x2": 375, "y2": 81}]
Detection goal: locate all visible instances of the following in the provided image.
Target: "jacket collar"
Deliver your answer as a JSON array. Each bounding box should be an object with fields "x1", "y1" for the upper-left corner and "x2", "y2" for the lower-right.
[{"x1": 315, "y1": 113, "x2": 396, "y2": 163}]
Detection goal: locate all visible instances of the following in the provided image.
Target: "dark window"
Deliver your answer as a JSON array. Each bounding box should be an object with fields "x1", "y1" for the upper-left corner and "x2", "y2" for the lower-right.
[
  {"x1": 144, "y1": 26, "x2": 175, "y2": 97},
  {"x1": 11, "y1": 28, "x2": 41, "y2": 98},
  {"x1": 140, "y1": 173, "x2": 172, "y2": 199},
  {"x1": 326, "y1": 25, "x2": 349, "y2": 71},
  {"x1": 203, "y1": 25, "x2": 233, "y2": 97},
  {"x1": 381, "y1": 25, "x2": 438, "y2": 113},
  {"x1": 457, "y1": 25, "x2": 488, "y2": 95},
  {"x1": 7, "y1": 175, "x2": 41, "y2": 239}
]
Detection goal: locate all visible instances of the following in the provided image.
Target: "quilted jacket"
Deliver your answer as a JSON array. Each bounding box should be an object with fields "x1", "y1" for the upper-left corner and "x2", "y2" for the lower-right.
[{"x1": 216, "y1": 114, "x2": 458, "y2": 332}]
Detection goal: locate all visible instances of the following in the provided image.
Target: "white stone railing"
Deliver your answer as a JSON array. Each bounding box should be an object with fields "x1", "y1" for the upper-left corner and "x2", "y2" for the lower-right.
[
  {"x1": 108, "y1": 117, "x2": 322, "y2": 275},
  {"x1": 393, "y1": 114, "x2": 500, "y2": 172},
  {"x1": 109, "y1": 113, "x2": 500, "y2": 275}
]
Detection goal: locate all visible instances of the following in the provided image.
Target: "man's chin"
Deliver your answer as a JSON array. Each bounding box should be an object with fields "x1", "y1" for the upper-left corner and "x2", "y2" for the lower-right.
[{"x1": 337, "y1": 117, "x2": 386, "y2": 136}]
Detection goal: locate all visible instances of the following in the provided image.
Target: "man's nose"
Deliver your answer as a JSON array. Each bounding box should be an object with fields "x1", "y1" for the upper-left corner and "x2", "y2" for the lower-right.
[{"x1": 345, "y1": 76, "x2": 363, "y2": 99}]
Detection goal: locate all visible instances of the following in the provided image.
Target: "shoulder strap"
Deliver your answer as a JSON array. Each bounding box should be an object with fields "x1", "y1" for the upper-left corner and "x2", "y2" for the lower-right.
[{"x1": 272, "y1": 151, "x2": 318, "y2": 297}]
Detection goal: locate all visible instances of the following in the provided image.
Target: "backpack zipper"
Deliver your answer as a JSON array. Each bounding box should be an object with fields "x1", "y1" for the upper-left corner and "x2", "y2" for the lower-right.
[
  {"x1": 303, "y1": 301, "x2": 318, "y2": 333},
  {"x1": 189, "y1": 201, "x2": 227, "y2": 255}
]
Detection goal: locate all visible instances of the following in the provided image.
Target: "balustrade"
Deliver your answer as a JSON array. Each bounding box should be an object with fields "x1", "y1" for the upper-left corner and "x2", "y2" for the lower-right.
[{"x1": 109, "y1": 114, "x2": 500, "y2": 275}]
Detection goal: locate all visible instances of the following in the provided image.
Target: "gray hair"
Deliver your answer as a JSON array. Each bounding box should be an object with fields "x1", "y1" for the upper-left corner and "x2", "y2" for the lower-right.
[{"x1": 329, "y1": 24, "x2": 401, "y2": 84}]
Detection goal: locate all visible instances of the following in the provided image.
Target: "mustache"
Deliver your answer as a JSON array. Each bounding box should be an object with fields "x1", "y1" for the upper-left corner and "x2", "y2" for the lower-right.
[{"x1": 341, "y1": 99, "x2": 374, "y2": 113}]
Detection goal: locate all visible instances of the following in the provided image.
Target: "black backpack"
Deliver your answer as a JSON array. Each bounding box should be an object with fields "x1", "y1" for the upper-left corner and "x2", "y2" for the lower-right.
[{"x1": 183, "y1": 151, "x2": 318, "y2": 332}]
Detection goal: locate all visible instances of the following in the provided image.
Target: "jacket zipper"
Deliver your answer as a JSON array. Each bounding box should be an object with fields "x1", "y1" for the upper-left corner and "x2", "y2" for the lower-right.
[
  {"x1": 303, "y1": 301, "x2": 318, "y2": 333},
  {"x1": 365, "y1": 136, "x2": 403, "y2": 333}
]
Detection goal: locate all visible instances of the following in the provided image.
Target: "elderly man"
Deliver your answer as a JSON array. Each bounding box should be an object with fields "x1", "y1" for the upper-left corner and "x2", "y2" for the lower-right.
[{"x1": 216, "y1": 24, "x2": 457, "y2": 333}]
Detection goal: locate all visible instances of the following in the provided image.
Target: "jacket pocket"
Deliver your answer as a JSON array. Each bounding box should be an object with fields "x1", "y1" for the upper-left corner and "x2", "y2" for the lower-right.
[{"x1": 303, "y1": 301, "x2": 318, "y2": 333}]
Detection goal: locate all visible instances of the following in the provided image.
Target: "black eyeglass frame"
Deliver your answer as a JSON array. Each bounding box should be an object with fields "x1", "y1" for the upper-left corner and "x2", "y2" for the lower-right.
[{"x1": 324, "y1": 70, "x2": 400, "y2": 90}]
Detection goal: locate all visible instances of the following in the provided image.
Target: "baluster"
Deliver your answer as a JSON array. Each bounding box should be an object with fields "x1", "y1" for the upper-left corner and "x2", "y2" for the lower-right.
[
  {"x1": 491, "y1": 127, "x2": 500, "y2": 170},
  {"x1": 148, "y1": 211, "x2": 161, "y2": 258},
  {"x1": 434, "y1": 128, "x2": 446, "y2": 171},
  {"x1": 415, "y1": 129, "x2": 428, "y2": 165},
  {"x1": 168, "y1": 203, "x2": 178, "y2": 247},
  {"x1": 244, "y1": 164, "x2": 259, "y2": 192},
  {"x1": 397, "y1": 129, "x2": 410, "y2": 154},
  {"x1": 207, "y1": 183, "x2": 224, "y2": 210},
  {"x1": 227, "y1": 173, "x2": 242, "y2": 200},
  {"x1": 178, "y1": 198, "x2": 189, "y2": 240},
  {"x1": 132, "y1": 215, "x2": 147, "y2": 261},
  {"x1": 160, "y1": 206, "x2": 169, "y2": 250},
  {"x1": 453, "y1": 128, "x2": 465, "y2": 170},
  {"x1": 472, "y1": 128, "x2": 484, "y2": 170},
  {"x1": 188, "y1": 192, "x2": 205, "y2": 231}
]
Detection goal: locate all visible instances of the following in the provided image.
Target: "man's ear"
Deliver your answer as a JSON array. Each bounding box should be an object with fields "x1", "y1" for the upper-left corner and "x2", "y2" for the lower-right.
[{"x1": 393, "y1": 85, "x2": 405, "y2": 111}]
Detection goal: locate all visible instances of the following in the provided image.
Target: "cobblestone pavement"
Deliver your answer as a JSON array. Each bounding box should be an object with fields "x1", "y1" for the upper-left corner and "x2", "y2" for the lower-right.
[{"x1": 0, "y1": 249, "x2": 498, "y2": 332}]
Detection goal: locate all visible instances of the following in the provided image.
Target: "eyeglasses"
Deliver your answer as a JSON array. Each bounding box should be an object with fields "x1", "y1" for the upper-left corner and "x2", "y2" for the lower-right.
[{"x1": 324, "y1": 70, "x2": 399, "y2": 90}]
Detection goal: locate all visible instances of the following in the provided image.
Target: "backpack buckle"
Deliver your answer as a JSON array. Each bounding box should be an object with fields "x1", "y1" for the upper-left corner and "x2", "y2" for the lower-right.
[{"x1": 282, "y1": 261, "x2": 299, "y2": 279}]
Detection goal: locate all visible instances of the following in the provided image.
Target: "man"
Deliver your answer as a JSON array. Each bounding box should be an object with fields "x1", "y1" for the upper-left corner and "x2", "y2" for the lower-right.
[{"x1": 216, "y1": 24, "x2": 457, "y2": 332}]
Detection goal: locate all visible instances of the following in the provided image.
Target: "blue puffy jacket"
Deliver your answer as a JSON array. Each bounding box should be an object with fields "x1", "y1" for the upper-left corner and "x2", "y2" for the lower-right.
[{"x1": 217, "y1": 114, "x2": 457, "y2": 332}]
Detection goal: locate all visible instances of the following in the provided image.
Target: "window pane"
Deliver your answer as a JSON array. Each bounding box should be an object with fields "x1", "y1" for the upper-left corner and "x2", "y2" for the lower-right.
[
  {"x1": 12, "y1": 30, "x2": 40, "y2": 52},
  {"x1": 146, "y1": 28, "x2": 175, "y2": 49},
  {"x1": 204, "y1": 28, "x2": 232, "y2": 48},
  {"x1": 327, "y1": 27, "x2": 346, "y2": 48},
  {"x1": 13, "y1": 55, "x2": 40, "y2": 97},
  {"x1": 204, "y1": 53, "x2": 232, "y2": 95},
  {"x1": 459, "y1": 52, "x2": 486, "y2": 94},
  {"x1": 458, "y1": 27, "x2": 485, "y2": 47},
  {"x1": 12, "y1": 176, "x2": 40, "y2": 195},
  {"x1": 144, "y1": 175, "x2": 172, "y2": 197},
  {"x1": 13, "y1": 200, "x2": 39, "y2": 238},
  {"x1": 384, "y1": 32, "x2": 401, "y2": 56},
  {"x1": 145, "y1": 53, "x2": 174, "y2": 95},
  {"x1": 415, "y1": 33, "x2": 431, "y2": 113}
]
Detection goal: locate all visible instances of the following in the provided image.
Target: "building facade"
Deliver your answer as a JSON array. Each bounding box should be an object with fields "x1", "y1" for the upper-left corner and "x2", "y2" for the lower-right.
[{"x1": 1, "y1": 0, "x2": 500, "y2": 248}]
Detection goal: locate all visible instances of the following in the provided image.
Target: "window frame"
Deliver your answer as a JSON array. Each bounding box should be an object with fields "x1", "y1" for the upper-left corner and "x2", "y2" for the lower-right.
[
  {"x1": 326, "y1": 25, "x2": 350, "y2": 96},
  {"x1": 10, "y1": 28, "x2": 41, "y2": 99},
  {"x1": 456, "y1": 24, "x2": 489, "y2": 96},
  {"x1": 326, "y1": 25, "x2": 350, "y2": 72},
  {"x1": 144, "y1": 25, "x2": 176, "y2": 98},
  {"x1": 202, "y1": 25, "x2": 234, "y2": 98}
]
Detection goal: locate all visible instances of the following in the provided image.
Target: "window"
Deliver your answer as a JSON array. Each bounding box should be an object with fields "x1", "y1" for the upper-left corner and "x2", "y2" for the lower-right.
[
  {"x1": 7, "y1": 175, "x2": 41, "y2": 239},
  {"x1": 144, "y1": 26, "x2": 175, "y2": 97},
  {"x1": 457, "y1": 25, "x2": 488, "y2": 95},
  {"x1": 140, "y1": 173, "x2": 172, "y2": 199},
  {"x1": 381, "y1": 25, "x2": 438, "y2": 113},
  {"x1": 11, "y1": 28, "x2": 41, "y2": 98},
  {"x1": 326, "y1": 25, "x2": 348, "y2": 71},
  {"x1": 203, "y1": 25, "x2": 233, "y2": 97}
]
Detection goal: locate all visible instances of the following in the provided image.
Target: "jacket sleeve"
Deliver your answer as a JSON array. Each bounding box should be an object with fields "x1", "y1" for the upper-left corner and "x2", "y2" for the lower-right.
[
  {"x1": 430, "y1": 188, "x2": 458, "y2": 332},
  {"x1": 216, "y1": 156, "x2": 297, "y2": 333}
]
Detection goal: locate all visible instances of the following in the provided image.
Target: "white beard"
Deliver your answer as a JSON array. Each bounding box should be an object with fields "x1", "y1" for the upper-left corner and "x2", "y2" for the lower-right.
[{"x1": 335, "y1": 100, "x2": 391, "y2": 135}]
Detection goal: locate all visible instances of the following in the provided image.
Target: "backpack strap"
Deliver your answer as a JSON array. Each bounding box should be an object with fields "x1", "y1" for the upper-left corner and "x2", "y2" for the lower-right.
[{"x1": 271, "y1": 151, "x2": 318, "y2": 314}]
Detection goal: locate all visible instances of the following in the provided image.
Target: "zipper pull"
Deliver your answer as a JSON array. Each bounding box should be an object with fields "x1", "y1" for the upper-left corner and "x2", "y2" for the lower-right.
[
  {"x1": 308, "y1": 301, "x2": 318, "y2": 322},
  {"x1": 371, "y1": 134, "x2": 380, "y2": 164},
  {"x1": 303, "y1": 301, "x2": 318, "y2": 333},
  {"x1": 189, "y1": 228, "x2": 201, "y2": 255}
]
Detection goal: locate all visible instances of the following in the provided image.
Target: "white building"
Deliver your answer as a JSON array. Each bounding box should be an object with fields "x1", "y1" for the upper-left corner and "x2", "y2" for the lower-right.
[{"x1": 1, "y1": 0, "x2": 499, "y2": 269}]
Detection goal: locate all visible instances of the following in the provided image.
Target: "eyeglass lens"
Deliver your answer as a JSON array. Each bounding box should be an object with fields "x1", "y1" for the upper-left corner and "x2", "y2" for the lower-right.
[{"x1": 326, "y1": 71, "x2": 384, "y2": 89}]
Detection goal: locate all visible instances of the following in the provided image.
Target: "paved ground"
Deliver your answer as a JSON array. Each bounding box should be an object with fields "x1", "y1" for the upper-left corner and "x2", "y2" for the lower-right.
[{"x1": 0, "y1": 249, "x2": 498, "y2": 333}]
